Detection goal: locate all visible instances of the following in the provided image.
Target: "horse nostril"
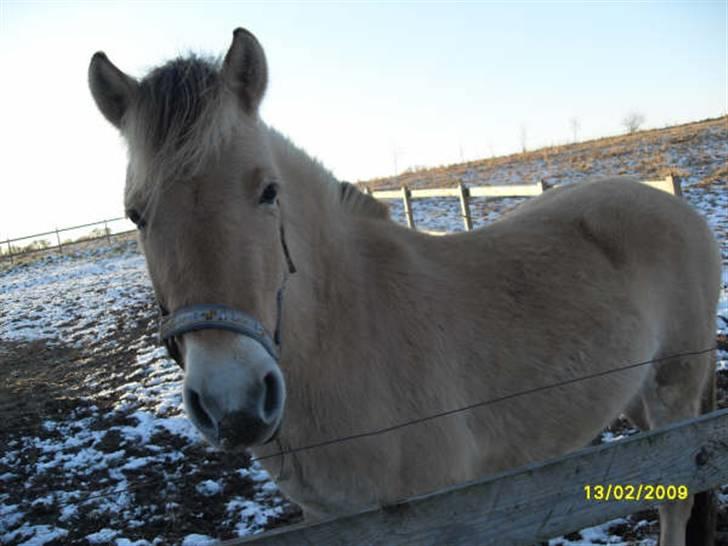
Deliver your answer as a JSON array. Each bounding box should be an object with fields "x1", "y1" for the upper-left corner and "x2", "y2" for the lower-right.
[
  {"x1": 262, "y1": 372, "x2": 280, "y2": 421},
  {"x1": 186, "y1": 388, "x2": 214, "y2": 430}
]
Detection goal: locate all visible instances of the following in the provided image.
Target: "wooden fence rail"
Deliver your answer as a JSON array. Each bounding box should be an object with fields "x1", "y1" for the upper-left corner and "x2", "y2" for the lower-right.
[
  {"x1": 369, "y1": 176, "x2": 679, "y2": 232},
  {"x1": 2, "y1": 176, "x2": 679, "y2": 262},
  {"x1": 227, "y1": 407, "x2": 728, "y2": 546}
]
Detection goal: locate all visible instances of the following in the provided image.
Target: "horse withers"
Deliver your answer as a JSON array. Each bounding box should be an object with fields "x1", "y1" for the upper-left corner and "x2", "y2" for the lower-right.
[{"x1": 88, "y1": 28, "x2": 720, "y2": 545}]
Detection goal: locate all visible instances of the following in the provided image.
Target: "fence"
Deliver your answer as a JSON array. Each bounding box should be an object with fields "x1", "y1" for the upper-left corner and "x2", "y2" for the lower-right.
[
  {"x1": 1, "y1": 216, "x2": 135, "y2": 263},
  {"x1": 227, "y1": 407, "x2": 728, "y2": 545},
  {"x1": 367, "y1": 175, "x2": 681, "y2": 231},
  {"x1": 1, "y1": 176, "x2": 680, "y2": 263}
]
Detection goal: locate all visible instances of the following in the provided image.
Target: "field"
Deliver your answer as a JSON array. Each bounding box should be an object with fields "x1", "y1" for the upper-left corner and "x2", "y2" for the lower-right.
[{"x1": 1, "y1": 116, "x2": 727, "y2": 545}]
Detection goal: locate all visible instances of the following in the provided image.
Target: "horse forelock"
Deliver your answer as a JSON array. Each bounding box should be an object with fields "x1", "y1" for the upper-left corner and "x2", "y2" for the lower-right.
[{"x1": 123, "y1": 55, "x2": 239, "y2": 206}]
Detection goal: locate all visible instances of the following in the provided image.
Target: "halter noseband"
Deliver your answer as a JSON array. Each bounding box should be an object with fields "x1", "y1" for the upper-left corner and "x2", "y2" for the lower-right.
[{"x1": 158, "y1": 224, "x2": 296, "y2": 369}]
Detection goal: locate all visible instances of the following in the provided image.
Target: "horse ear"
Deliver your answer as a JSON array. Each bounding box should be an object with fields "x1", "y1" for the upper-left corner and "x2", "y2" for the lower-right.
[
  {"x1": 221, "y1": 28, "x2": 268, "y2": 114},
  {"x1": 88, "y1": 52, "x2": 139, "y2": 129}
]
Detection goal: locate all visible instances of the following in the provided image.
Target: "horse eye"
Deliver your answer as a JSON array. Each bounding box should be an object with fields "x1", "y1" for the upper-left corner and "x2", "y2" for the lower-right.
[
  {"x1": 126, "y1": 209, "x2": 146, "y2": 228},
  {"x1": 259, "y1": 183, "x2": 278, "y2": 205}
]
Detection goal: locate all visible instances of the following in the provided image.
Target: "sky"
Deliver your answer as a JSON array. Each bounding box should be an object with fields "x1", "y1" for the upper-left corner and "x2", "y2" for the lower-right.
[{"x1": 0, "y1": 0, "x2": 725, "y2": 240}]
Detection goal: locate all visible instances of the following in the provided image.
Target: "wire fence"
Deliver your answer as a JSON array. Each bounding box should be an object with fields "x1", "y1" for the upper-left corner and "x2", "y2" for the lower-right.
[
  {"x1": 1, "y1": 216, "x2": 135, "y2": 262},
  {"x1": 5, "y1": 345, "x2": 718, "y2": 509}
]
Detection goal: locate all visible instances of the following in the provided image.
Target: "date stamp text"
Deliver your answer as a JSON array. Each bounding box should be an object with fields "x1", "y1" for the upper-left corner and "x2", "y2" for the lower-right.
[{"x1": 583, "y1": 484, "x2": 689, "y2": 501}]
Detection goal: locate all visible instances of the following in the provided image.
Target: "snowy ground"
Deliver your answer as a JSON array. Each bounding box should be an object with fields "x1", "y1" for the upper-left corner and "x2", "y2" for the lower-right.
[
  {"x1": 1, "y1": 123, "x2": 727, "y2": 545},
  {"x1": 0, "y1": 245, "x2": 296, "y2": 545}
]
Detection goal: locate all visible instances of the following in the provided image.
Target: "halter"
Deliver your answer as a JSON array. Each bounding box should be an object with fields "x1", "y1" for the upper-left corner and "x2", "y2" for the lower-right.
[{"x1": 159, "y1": 223, "x2": 296, "y2": 369}]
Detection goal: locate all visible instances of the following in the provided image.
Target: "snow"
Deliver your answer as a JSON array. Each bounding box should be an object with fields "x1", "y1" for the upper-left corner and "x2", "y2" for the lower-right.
[
  {"x1": 0, "y1": 249, "x2": 290, "y2": 545},
  {"x1": 86, "y1": 528, "x2": 121, "y2": 544},
  {"x1": 181, "y1": 534, "x2": 216, "y2": 546},
  {"x1": 549, "y1": 518, "x2": 658, "y2": 546},
  {"x1": 0, "y1": 247, "x2": 149, "y2": 346},
  {"x1": 4, "y1": 523, "x2": 69, "y2": 546},
  {"x1": 195, "y1": 479, "x2": 223, "y2": 496}
]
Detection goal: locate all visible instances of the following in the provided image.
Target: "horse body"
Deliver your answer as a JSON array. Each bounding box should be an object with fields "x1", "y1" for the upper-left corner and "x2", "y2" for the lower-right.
[
  {"x1": 262, "y1": 135, "x2": 719, "y2": 521},
  {"x1": 89, "y1": 28, "x2": 720, "y2": 544}
]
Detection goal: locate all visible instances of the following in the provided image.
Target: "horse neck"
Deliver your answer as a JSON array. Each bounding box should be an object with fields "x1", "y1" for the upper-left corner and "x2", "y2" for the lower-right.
[
  {"x1": 267, "y1": 126, "x2": 361, "y2": 330},
  {"x1": 267, "y1": 126, "x2": 344, "y2": 259},
  {"x1": 267, "y1": 127, "x2": 372, "y2": 408}
]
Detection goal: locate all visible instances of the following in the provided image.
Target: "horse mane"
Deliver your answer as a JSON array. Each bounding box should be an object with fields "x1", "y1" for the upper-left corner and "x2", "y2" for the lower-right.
[{"x1": 339, "y1": 182, "x2": 390, "y2": 220}]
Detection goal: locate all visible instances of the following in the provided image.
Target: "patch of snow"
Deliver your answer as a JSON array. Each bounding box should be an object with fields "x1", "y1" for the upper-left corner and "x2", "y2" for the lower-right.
[
  {"x1": 115, "y1": 539, "x2": 152, "y2": 546},
  {"x1": 30, "y1": 495, "x2": 53, "y2": 508},
  {"x1": 181, "y1": 533, "x2": 217, "y2": 546},
  {"x1": 58, "y1": 503, "x2": 78, "y2": 522},
  {"x1": 86, "y1": 528, "x2": 121, "y2": 544},
  {"x1": 122, "y1": 457, "x2": 153, "y2": 471},
  {"x1": 225, "y1": 498, "x2": 284, "y2": 536},
  {"x1": 3, "y1": 523, "x2": 69, "y2": 546},
  {"x1": 196, "y1": 479, "x2": 223, "y2": 496},
  {"x1": 0, "y1": 502, "x2": 24, "y2": 532}
]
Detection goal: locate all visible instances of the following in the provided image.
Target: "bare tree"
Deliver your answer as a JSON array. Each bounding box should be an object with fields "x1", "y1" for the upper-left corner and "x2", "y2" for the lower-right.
[
  {"x1": 519, "y1": 124, "x2": 528, "y2": 153},
  {"x1": 623, "y1": 112, "x2": 645, "y2": 133},
  {"x1": 569, "y1": 117, "x2": 580, "y2": 143},
  {"x1": 392, "y1": 145, "x2": 404, "y2": 175}
]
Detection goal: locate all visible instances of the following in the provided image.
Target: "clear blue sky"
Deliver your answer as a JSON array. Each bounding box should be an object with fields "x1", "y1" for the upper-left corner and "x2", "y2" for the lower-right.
[{"x1": 0, "y1": 1, "x2": 725, "y2": 239}]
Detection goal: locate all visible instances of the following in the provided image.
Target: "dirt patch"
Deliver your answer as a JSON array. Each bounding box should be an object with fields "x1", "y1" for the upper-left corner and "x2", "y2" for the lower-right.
[
  {"x1": 0, "y1": 340, "x2": 96, "y2": 434},
  {"x1": 0, "y1": 282, "x2": 300, "y2": 545}
]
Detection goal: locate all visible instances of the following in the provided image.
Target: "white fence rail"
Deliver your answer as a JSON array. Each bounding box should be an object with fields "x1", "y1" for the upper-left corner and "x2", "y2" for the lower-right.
[
  {"x1": 2, "y1": 176, "x2": 680, "y2": 262},
  {"x1": 368, "y1": 176, "x2": 680, "y2": 231}
]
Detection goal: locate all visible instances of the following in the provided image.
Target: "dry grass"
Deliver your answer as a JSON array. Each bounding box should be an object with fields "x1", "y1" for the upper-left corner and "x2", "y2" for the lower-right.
[
  {"x1": 698, "y1": 163, "x2": 728, "y2": 188},
  {"x1": 360, "y1": 116, "x2": 726, "y2": 190}
]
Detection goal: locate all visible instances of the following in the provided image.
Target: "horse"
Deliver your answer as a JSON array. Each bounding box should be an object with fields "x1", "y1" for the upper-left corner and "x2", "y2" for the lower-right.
[{"x1": 88, "y1": 28, "x2": 720, "y2": 545}]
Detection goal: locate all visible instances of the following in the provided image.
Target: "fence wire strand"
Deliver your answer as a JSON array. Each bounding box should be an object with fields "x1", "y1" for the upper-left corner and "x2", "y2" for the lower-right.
[{"x1": 5, "y1": 345, "x2": 718, "y2": 508}]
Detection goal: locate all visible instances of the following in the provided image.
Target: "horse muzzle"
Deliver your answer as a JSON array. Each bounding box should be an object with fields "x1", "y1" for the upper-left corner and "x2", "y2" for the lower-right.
[{"x1": 179, "y1": 329, "x2": 286, "y2": 450}]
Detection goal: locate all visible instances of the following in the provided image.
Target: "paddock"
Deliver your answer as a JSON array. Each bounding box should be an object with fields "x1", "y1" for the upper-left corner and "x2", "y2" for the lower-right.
[{"x1": 1, "y1": 172, "x2": 726, "y2": 545}]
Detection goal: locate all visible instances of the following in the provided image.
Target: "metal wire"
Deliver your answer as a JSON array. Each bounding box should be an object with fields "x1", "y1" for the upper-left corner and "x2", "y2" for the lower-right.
[
  {"x1": 6, "y1": 345, "x2": 716, "y2": 507},
  {"x1": 252, "y1": 346, "x2": 718, "y2": 462}
]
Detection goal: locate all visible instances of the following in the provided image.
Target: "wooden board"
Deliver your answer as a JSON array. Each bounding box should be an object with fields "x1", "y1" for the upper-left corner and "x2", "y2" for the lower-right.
[{"x1": 224, "y1": 408, "x2": 728, "y2": 546}]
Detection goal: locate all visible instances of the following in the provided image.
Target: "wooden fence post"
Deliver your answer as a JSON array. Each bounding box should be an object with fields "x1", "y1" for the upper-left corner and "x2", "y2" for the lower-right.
[
  {"x1": 669, "y1": 175, "x2": 682, "y2": 197},
  {"x1": 6, "y1": 238, "x2": 13, "y2": 264},
  {"x1": 55, "y1": 228, "x2": 63, "y2": 255},
  {"x1": 401, "y1": 186, "x2": 414, "y2": 229},
  {"x1": 104, "y1": 220, "x2": 112, "y2": 246},
  {"x1": 458, "y1": 183, "x2": 472, "y2": 231}
]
